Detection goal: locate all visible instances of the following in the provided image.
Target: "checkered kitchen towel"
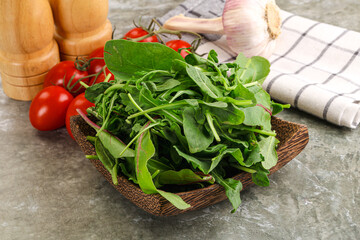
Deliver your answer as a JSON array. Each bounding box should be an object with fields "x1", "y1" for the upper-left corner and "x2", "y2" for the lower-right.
[{"x1": 158, "y1": 0, "x2": 360, "y2": 129}]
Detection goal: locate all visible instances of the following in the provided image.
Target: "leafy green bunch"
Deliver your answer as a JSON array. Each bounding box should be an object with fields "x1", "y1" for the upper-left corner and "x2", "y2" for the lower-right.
[{"x1": 81, "y1": 39, "x2": 289, "y2": 212}]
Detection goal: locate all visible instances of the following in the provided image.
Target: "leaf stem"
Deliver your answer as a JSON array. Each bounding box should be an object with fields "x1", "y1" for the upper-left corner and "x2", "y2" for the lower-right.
[
  {"x1": 205, "y1": 112, "x2": 221, "y2": 142},
  {"x1": 127, "y1": 93, "x2": 157, "y2": 123},
  {"x1": 104, "y1": 73, "x2": 113, "y2": 83},
  {"x1": 231, "y1": 164, "x2": 257, "y2": 174},
  {"x1": 97, "y1": 92, "x2": 117, "y2": 136},
  {"x1": 80, "y1": 81, "x2": 90, "y2": 89},
  {"x1": 151, "y1": 169, "x2": 160, "y2": 179},
  {"x1": 127, "y1": 101, "x2": 187, "y2": 119},
  {"x1": 111, "y1": 159, "x2": 119, "y2": 185},
  {"x1": 118, "y1": 122, "x2": 161, "y2": 158},
  {"x1": 104, "y1": 84, "x2": 125, "y2": 94},
  {"x1": 241, "y1": 127, "x2": 276, "y2": 137},
  {"x1": 243, "y1": 82, "x2": 259, "y2": 88}
]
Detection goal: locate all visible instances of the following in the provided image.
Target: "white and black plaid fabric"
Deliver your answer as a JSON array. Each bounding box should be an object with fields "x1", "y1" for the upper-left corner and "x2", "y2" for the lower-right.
[{"x1": 158, "y1": 0, "x2": 360, "y2": 129}]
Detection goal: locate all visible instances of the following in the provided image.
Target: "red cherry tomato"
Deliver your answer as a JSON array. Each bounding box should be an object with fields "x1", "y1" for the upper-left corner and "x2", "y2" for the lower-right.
[
  {"x1": 90, "y1": 68, "x2": 115, "y2": 85},
  {"x1": 123, "y1": 27, "x2": 158, "y2": 42},
  {"x1": 88, "y1": 46, "x2": 106, "y2": 75},
  {"x1": 166, "y1": 40, "x2": 192, "y2": 58},
  {"x1": 65, "y1": 93, "x2": 95, "y2": 140},
  {"x1": 29, "y1": 86, "x2": 73, "y2": 131},
  {"x1": 43, "y1": 61, "x2": 89, "y2": 96}
]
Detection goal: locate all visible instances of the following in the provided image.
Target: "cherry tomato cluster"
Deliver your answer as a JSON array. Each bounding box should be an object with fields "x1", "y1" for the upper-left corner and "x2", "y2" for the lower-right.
[
  {"x1": 29, "y1": 46, "x2": 114, "y2": 139},
  {"x1": 123, "y1": 27, "x2": 192, "y2": 58},
  {"x1": 29, "y1": 25, "x2": 195, "y2": 140}
]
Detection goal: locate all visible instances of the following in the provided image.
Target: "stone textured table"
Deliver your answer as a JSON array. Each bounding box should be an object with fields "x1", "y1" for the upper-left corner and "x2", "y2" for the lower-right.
[{"x1": 0, "y1": 0, "x2": 359, "y2": 239}]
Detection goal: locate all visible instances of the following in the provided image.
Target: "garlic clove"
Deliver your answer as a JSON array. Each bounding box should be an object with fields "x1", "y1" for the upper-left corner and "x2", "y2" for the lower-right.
[{"x1": 163, "y1": 14, "x2": 225, "y2": 35}]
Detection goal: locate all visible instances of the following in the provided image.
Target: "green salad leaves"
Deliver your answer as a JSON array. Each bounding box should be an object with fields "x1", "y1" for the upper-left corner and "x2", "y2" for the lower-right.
[{"x1": 82, "y1": 39, "x2": 290, "y2": 212}]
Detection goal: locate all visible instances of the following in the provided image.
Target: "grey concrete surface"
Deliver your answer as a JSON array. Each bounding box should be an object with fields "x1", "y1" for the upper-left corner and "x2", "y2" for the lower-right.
[{"x1": 0, "y1": 0, "x2": 359, "y2": 239}]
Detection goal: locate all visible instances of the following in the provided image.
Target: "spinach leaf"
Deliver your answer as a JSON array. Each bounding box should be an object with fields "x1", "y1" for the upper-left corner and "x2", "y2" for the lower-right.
[
  {"x1": 104, "y1": 40, "x2": 184, "y2": 79},
  {"x1": 259, "y1": 136, "x2": 280, "y2": 169},
  {"x1": 156, "y1": 169, "x2": 214, "y2": 186}
]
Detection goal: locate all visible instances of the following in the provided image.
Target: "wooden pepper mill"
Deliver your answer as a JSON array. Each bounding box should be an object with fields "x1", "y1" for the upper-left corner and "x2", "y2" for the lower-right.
[
  {"x1": 0, "y1": 0, "x2": 60, "y2": 101},
  {"x1": 49, "y1": 0, "x2": 113, "y2": 61}
]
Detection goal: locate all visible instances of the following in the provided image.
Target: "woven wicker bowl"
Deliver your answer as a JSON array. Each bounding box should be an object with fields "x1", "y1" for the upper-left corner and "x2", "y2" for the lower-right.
[{"x1": 70, "y1": 115, "x2": 309, "y2": 216}]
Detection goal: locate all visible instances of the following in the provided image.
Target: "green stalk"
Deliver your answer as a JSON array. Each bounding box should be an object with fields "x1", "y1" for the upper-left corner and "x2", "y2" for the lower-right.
[
  {"x1": 206, "y1": 112, "x2": 221, "y2": 142},
  {"x1": 127, "y1": 93, "x2": 157, "y2": 123},
  {"x1": 127, "y1": 101, "x2": 187, "y2": 119},
  {"x1": 111, "y1": 159, "x2": 119, "y2": 185},
  {"x1": 151, "y1": 169, "x2": 161, "y2": 179},
  {"x1": 85, "y1": 155, "x2": 99, "y2": 160},
  {"x1": 241, "y1": 127, "x2": 276, "y2": 137},
  {"x1": 97, "y1": 92, "x2": 117, "y2": 136},
  {"x1": 243, "y1": 82, "x2": 260, "y2": 88},
  {"x1": 231, "y1": 164, "x2": 257, "y2": 174},
  {"x1": 104, "y1": 84, "x2": 125, "y2": 94},
  {"x1": 104, "y1": 73, "x2": 112, "y2": 83},
  {"x1": 118, "y1": 122, "x2": 161, "y2": 158},
  {"x1": 86, "y1": 136, "x2": 97, "y2": 143},
  {"x1": 86, "y1": 107, "x2": 102, "y2": 121},
  {"x1": 135, "y1": 70, "x2": 171, "y2": 88},
  {"x1": 80, "y1": 81, "x2": 90, "y2": 89}
]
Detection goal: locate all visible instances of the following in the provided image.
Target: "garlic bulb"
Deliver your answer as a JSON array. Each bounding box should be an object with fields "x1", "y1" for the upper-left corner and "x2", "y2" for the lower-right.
[{"x1": 163, "y1": 0, "x2": 281, "y2": 58}]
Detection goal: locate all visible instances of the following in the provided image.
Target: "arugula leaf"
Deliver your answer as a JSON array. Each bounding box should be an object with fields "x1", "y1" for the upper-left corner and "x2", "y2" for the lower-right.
[
  {"x1": 98, "y1": 130, "x2": 135, "y2": 158},
  {"x1": 245, "y1": 144, "x2": 264, "y2": 167},
  {"x1": 248, "y1": 84, "x2": 272, "y2": 109},
  {"x1": 271, "y1": 101, "x2": 291, "y2": 115},
  {"x1": 203, "y1": 103, "x2": 245, "y2": 125},
  {"x1": 251, "y1": 163, "x2": 270, "y2": 187},
  {"x1": 155, "y1": 79, "x2": 181, "y2": 92},
  {"x1": 210, "y1": 148, "x2": 244, "y2": 173},
  {"x1": 234, "y1": 53, "x2": 270, "y2": 85},
  {"x1": 135, "y1": 125, "x2": 190, "y2": 209},
  {"x1": 241, "y1": 106, "x2": 272, "y2": 131},
  {"x1": 85, "y1": 82, "x2": 112, "y2": 103},
  {"x1": 95, "y1": 137, "x2": 115, "y2": 173},
  {"x1": 177, "y1": 60, "x2": 223, "y2": 99},
  {"x1": 213, "y1": 171, "x2": 243, "y2": 213},
  {"x1": 95, "y1": 137, "x2": 120, "y2": 185},
  {"x1": 183, "y1": 107, "x2": 214, "y2": 153},
  {"x1": 173, "y1": 146, "x2": 211, "y2": 174}
]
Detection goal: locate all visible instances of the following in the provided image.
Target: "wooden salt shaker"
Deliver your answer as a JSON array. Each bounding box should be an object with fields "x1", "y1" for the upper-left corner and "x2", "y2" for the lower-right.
[
  {"x1": 0, "y1": 0, "x2": 60, "y2": 101},
  {"x1": 49, "y1": 0, "x2": 113, "y2": 61}
]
